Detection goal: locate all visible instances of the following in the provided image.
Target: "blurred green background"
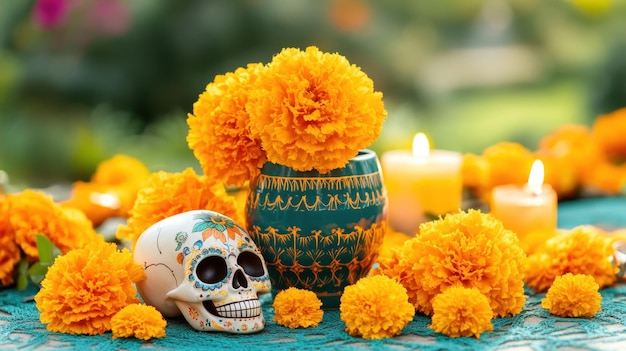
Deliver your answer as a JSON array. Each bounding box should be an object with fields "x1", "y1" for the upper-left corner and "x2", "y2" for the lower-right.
[{"x1": 1, "y1": 0, "x2": 625, "y2": 188}]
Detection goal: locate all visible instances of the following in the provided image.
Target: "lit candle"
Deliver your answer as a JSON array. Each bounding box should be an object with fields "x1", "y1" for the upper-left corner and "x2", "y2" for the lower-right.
[
  {"x1": 381, "y1": 133, "x2": 463, "y2": 235},
  {"x1": 490, "y1": 160, "x2": 558, "y2": 241}
]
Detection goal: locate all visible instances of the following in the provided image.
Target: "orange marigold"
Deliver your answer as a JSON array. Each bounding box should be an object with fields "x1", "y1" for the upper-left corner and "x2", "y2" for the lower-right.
[
  {"x1": 62, "y1": 154, "x2": 150, "y2": 223},
  {"x1": 541, "y1": 273, "x2": 602, "y2": 317},
  {"x1": 580, "y1": 161, "x2": 626, "y2": 195},
  {"x1": 9, "y1": 190, "x2": 102, "y2": 260},
  {"x1": 429, "y1": 286, "x2": 494, "y2": 339},
  {"x1": 187, "y1": 63, "x2": 268, "y2": 187},
  {"x1": 91, "y1": 154, "x2": 151, "y2": 188},
  {"x1": 386, "y1": 210, "x2": 526, "y2": 317},
  {"x1": 340, "y1": 275, "x2": 414, "y2": 339},
  {"x1": 273, "y1": 287, "x2": 324, "y2": 328},
  {"x1": 111, "y1": 304, "x2": 167, "y2": 340},
  {"x1": 525, "y1": 225, "x2": 616, "y2": 292},
  {"x1": 538, "y1": 124, "x2": 603, "y2": 190},
  {"x1": 61, "y1": 182, "x2": 136, "y2": 226},
  {"x1": 115, "y1": 168, "x2": 241, "y2": 246},
  {"x1": 593, "y1": 107, "x2": 626, "y2": 160},
  {"x1": 246, "y1": 46, "x2": 387, "y2": 173},
  {"x1": 34, "y1": 241, "x2": 146, "y2": 335},
  {"x1": 461, "y1": 153, "x2": 489, "y2": 190},
  {"x1": 0, "y1": 196, "x2": 20, "y2": 286}
]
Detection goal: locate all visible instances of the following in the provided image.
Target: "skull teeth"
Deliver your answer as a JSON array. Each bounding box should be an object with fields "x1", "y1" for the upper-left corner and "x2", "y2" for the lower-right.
[{"x1": 213, "y1": 299, "x2": 261, "y2": 319}]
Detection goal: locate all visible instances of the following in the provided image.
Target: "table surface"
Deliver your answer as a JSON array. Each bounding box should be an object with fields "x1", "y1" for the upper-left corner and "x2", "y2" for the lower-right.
[{"x1": 2, "y1": 196, "x2": 626, "y2": 351}]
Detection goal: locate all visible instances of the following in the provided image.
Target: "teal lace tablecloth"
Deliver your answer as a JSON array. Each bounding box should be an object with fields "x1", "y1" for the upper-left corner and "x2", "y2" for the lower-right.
[{"x1": 2, "y1": 197, "x2": 626, "y2": 351}]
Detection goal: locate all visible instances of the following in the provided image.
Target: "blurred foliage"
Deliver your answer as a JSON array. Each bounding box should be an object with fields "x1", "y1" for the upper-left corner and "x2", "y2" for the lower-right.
[{"x1": 1, "y1": 0, "x2": 626, "y2": 187}]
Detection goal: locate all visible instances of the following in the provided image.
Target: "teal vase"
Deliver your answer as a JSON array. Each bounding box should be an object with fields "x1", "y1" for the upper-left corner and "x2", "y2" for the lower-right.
[{"x1": 245, "y1": 149, "x2": 388, "y2": 309}]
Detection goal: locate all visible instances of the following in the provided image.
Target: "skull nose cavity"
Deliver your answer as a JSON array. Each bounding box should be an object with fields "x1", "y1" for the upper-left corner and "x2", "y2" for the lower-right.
[{"x1": 233, "y1": 269, "x2": 248, "y2": 289}]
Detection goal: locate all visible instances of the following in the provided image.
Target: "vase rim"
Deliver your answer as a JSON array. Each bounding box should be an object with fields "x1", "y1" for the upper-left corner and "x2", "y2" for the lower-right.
[{"x1": 351, "y1": 149, "x2": 376, "y2": 162}]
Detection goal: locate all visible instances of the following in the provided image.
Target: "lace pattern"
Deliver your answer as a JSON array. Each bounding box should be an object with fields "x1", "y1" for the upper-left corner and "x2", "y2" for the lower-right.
[
  {"x1": 3, "y1": 197, "x2": 626, "y2": 350},
  {"x1": 2, "y1": 284, "x2": 626, "y2": 351}
]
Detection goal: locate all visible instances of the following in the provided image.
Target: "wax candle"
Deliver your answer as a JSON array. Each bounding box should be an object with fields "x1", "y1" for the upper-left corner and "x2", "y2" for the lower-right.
[
  {"x1": 381, "y1": 133, "x2": 463, "y2": 235},
  {"x1": 490, "y1": 160, "x2": 557, "y2": 242}
]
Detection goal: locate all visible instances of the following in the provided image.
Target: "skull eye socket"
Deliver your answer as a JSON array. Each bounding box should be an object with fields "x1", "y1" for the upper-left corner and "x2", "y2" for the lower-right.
[
  {"x1": 237, "y1": 251, "x2": 265, "y2": 277},
  {"x1": 196, "y1": 256, "x2": 228, "y2": 284}
]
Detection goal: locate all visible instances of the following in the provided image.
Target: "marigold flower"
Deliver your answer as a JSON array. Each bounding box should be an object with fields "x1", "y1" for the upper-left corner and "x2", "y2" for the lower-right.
[
  {"x1": 525, "y1": 226, "x2": 616, "y2": 292},
  {"x1": 91, "y1": 154, "x2": 151, "y2": 188},
  {"x1": 429, "y1": 286, "x2": 494, "y2": 338},
  {"x1": 111, "y1": 304, "x2": 167, "y2": 340},
  {"x1": 538, "y1": 124, "x2": 603, "y2": 194},
  {"x1": 246, "y1": 46, "x2": 387, "y2": 173},
  {"x1": 9, "y1": 190, "x2": 102, "y2": 260},
  {"x1": 461, "y1": 153, "x2": 489, "y2": 190},
  {"x1": 340, "y1": 275, "x2": 414, "y2": 339},
  {"x1": 384, "y1": 210, "x2": 526, "y2": 317},
  {"x1": 580, "y1": 161, "x2": 626, "y2": 195},
  {"x1": 115, "y1": 168, "x2": 241, "y2": 246},
  {"x1": 0, "y1": 196, "x2": 20, "y2": 286},
  {"x1": 187, "y1": 63, "x2": 268, "y2": 187},
  {"x1": 593, "y1": 107, "x2": 626, "y2": 160},
  {"x1": 34, "y1": 241, "x2": 146, "y2": 335},
  {"x1": 483, "y1": 142, "x2": 535, "y2": 188},
  {"x1": 541, "y1": 273, "x2": 601, "y2": 317},
  {"x1": 465, "y1": 143, "x2": 535, "y2": 202},
  {"x1": 62, "y1": 154, "x2": 150, "y2": 224},
  {"x1": 61, "y1": 182, "x2": 136, "y2": 226},
  {"x1": 273, "y1": 287, "x2": 324, "y2": 328}
]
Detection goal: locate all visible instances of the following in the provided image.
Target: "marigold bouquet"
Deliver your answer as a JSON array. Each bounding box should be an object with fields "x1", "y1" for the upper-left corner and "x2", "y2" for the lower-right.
[{"x1": 187, "y1": 46, "x2": 387, "y2": 187}]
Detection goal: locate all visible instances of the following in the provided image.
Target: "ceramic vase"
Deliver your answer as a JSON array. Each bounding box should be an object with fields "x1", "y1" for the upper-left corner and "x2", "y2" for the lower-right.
[{"x1": 245, "y1": 149, "x2": 388, "y2": 309}]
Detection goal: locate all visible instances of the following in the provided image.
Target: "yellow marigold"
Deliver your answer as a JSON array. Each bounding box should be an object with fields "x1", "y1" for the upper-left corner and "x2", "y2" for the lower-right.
[
  {"x1": 115, "y1": 168, "x2": 241, "y2": 246},
  {"x1": 246, "y1": 46, "x2": 387, "y2": 173},
  {"x1": 541, "y1": 273, "x2": 602, "y2": 317},
  {"x1": 62, "y1": 154, "x2": 150, "y2": 222},
  {"x1": 538, "y1": 124, "x2": 603, "y2": 184},
  {"x1": 429, "y1": 286, "x2": 494, "y2": 339},
  {"x1": 535, "y1": 151, "x2": 578, "y2": 199},
  {"x1": 461, "y1": 153, "x2": 488, "y2": 190},
  {"x1": 111, "y1": 304, "x2": 167, "y2": 340},
  {"x1": 386, "y1": 210, "x2": 526, "y2": 317},
  {"x1": 593, "y1": 107, "x2": 626, "y2": 160},
  {"x1": 525, "y1": 226, "x2": 616, "y2": 292},
  {"x1": 34, "y1": 241, "x2": 146, "y2": 335},
  {"x1": 483, "y1": 142, "x2": 535, "y2": 188},
  {"x1": 0, "y1": 196, "x2": 20, "y2": 286},
  {"x1": 9, "y1": 190, "x2": 102, "y2": 260},
  {"x1": 468, "y1": 142, "x2": 535, "y2": 202},
  {"x1": 273, "y1": 287, "x2": 324, "y2": 328},
  {"x1": 340, "y1": 275, "x2": 414, "y2": 339},
  {"x1": 580, "y1": 161, "x2": 626, "y2": 195},
  {"x1": 91, "y1": 154, "x2": 151, "y2": 188},
  {"x1": 61, "y1": 182, "x2": 136, "y2": 226},
  {"x1": 187, "y1": 63, "x2": 267, "y2": 187}
]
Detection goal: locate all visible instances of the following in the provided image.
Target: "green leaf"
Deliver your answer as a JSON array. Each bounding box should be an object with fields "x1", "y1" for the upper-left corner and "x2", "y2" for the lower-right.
[
  {"x1": 27, "y1": 263, "x2": 48, "y2": 285},
  {"x1": 34, "y1": 234, "x2": 59, "y2": 265},
  {"x1": 16, "y1": 258, "x2": 29, "y2": 291}
]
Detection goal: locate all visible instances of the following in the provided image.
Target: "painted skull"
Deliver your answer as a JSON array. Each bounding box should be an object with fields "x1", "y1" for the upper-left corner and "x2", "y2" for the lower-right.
[{"x1": 133, "y1": 210, "x2": 271, "y2": 333}]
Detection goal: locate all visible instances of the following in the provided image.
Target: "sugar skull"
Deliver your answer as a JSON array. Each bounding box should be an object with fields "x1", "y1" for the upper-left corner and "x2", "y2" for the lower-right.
[{"x1": 133, "y1": 210, "x2": 271, "y2": 333}]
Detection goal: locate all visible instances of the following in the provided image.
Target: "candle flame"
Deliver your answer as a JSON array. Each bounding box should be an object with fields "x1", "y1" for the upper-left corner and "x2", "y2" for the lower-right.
[
  {"x1": 527, "y1": 160, "x2": 544, "y2": 194},
  {"x1": 412, "y1": 133, "x2": 430, "y2": 158}
]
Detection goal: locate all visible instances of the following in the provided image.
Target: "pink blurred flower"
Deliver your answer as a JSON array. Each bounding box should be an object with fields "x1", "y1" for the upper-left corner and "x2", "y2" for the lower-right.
[
  {"x1": 88, "y1": 0, "x2": 130, "y2": 36},
  {"x1": 33, "y1": 0, "x2": 69, "y2": 29}
]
